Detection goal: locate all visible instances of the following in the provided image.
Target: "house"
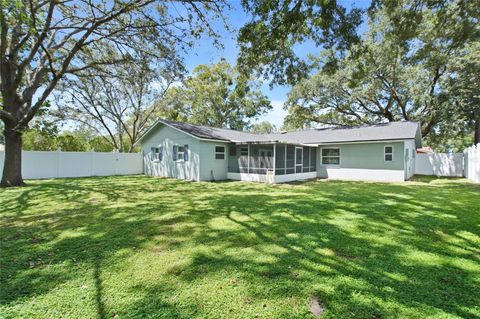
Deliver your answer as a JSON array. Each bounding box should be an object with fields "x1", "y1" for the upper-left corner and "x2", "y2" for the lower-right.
[{"x1": 138, "y1": 119, "x2": 422, "y2": 183}]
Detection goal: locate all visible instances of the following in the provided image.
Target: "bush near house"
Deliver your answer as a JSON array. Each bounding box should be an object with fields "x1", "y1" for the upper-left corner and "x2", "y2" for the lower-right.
[{"x1": 1, "y1": 176, "x2": 479, "y2": 318}]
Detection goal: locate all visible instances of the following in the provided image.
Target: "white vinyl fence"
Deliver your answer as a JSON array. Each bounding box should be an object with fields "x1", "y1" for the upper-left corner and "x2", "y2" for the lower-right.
[
  {"x1": 464, "y1": 144, "x2": 480, "y2": 183},
  {"x1": 415, "y1": 153, "x2": 464, "y2": 177},
  {"x1": 0, "y1": 150, "x2": 143, "y2": 180}
]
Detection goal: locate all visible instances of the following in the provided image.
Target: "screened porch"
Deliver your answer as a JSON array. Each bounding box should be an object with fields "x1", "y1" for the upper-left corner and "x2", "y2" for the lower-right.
[{"x1": 227, "y1": 143, "x2": 317, "y2": 183}]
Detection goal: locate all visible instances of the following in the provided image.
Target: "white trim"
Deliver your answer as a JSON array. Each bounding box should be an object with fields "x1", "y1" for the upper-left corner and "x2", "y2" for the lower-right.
[
  {"x1": 384, "y1": 145, "x2": 394, "y2": 162},
  {"x1": 320, "y1": 147, "x2": 341, "y2": 166},
  {"x1": 176, "y1": 144, "x2": 185, "y2": 162},
  {"x1": 214, "y1": 145, "x2": 226, "y2": 160}
]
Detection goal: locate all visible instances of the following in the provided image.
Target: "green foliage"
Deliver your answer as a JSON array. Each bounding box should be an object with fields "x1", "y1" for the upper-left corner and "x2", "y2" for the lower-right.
[
  {"x1": 157, "y1": 60, "x2": 272, "y2": 130},
  {"x1": 238, "y1": 0, "x2": 362, "y2": 85},
  {"x1": 22, "y1": 120, "x2": 116, "y2": 152},
  {"x1": 1, "y1": 176, "x2": 479, "y2": 318},
  {"x1": 249, "y1": 121, "x2": 277, "y2": 134},
  {"x1": 282, "y1": 0, "x2": 479, "y2": 151}
]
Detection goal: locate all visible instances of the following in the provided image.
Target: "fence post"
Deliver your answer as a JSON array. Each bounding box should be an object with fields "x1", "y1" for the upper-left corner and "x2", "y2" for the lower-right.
[{"x1": 463, "y1": 143, "x2": 480, "y2": 183}]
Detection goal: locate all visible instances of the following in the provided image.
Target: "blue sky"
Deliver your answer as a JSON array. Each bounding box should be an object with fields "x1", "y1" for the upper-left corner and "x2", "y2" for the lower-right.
[{"x1": 181, "y1": 0, "x2": 371, "y2": 128}]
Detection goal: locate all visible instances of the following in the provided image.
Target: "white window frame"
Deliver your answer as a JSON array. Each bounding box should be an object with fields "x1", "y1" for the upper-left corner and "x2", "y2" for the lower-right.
[
  {"x1": 321, "y1": 147, "x2": 341, "y2": 165},
  {"x1": 384, "y1": 145, "x2": 394, "y2": 162},
  {"x1": 151, "y1": 147, "x2": 161, "y2": 162},
  {"x1": 177, "y1": 145, "x2": 185, "y2": 162},
  {"x1": 215, "y1": 145, "x2": 226, "y2": 160}
]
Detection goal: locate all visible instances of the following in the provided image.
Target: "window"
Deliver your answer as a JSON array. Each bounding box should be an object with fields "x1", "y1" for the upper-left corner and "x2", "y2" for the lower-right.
[
  {"x1": 151, "y1": 147, "x2": 162, "y2": 162},
  {"x1": 173, "y1": 144, "x2": 188, "y2": 161},
  {"x1": 384, "y1": 146, "x2": 393, "y2": 161},
  {"x1": 321, "y1": 148, "x2": 340, "y2": 165},
  {"x1": 229, "y1": 146, "x2": 236, "y2": 156},
  {"x1": 215, "y1": 146, "x2": 225, "y2": 159},
  {"x1": 240, "y1": 147, "x2": 248, "y2": 156},
  {"x1": 177, "y1": 145, "x2": 185, "y2": 160}
]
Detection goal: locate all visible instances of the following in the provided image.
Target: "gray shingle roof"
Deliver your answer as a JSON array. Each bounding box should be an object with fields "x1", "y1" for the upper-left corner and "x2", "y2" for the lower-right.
[{"x1": 141, "y1": 119, "x2": 422, "y2": 146}]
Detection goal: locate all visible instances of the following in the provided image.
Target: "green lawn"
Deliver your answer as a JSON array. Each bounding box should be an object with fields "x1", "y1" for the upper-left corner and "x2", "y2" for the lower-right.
[{"x1": 1, "y1": 176, "x2": 479, "y2": 319}]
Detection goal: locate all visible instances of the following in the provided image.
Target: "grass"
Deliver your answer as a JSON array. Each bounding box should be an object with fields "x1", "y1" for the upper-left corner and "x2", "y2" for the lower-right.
[{"x1": 0, "y1": 175, "x2": 479, "y2": 319}]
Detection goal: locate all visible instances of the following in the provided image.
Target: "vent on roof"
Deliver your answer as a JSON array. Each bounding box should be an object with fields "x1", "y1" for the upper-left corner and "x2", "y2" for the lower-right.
[{"x1": 280, "y1": 131, "x2": 287, "y2": 134}]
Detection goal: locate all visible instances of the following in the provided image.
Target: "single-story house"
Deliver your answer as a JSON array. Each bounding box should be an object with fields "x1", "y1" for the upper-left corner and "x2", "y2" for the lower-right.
[{"x1": 138, "y1": 119, "x2": 422, "y2": 183}]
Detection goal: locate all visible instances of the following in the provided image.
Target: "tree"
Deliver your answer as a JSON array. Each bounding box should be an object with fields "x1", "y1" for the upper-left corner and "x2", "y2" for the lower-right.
[
  {"x1": 238, "y1": 0, "x2": 362, "y2": 85},
  {"x1": 282, "y1": 0, "x2": 479, "y2": 149},
  {"x1": 449, "y1": 42, "x2": 480, "y2": 146},
  {"x1": 0, "y1": 0, "x2": 226, "y2": 186},
  {"x1": 157, "y1": 60, "x2": 272, "y2": 130},
  {"x1": 250, "y1": 121, "x2": 277, "y2": 134},
  {"x1": 58, "y1": 50, "x2": 178, "y2": 152}
]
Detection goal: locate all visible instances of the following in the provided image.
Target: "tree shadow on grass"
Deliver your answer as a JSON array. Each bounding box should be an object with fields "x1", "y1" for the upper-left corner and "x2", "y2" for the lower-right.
[
  {"x1": 1, "y1": 176, "x2": 479, "y2": 318},
  {"x1": 167, "y1": 180, "x2": 480, "y2": 318}
]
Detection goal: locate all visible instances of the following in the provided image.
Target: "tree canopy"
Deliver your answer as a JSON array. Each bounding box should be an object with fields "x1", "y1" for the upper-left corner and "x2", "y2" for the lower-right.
[
  {"x1": 156, "y1": 60, "x2": 272, "y2": 130},
  {"x1": 278, "y1": 0, "x2": 479, "y2": 151},
  {"x1": 250, "y1": 121, "x2": 277, "y2": 134}
]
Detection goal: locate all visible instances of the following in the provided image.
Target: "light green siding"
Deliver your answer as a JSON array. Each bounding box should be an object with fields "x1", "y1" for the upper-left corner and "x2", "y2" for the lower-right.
[
  {"x1": 141, "y1": 124, "x2": 200, "y2": 181},
  {"x1": 198, "y1": 141, "x2": 229, "y2": 181},
  {"x1": 317, "y1": 141, "x2": 405, "y2": 176}
]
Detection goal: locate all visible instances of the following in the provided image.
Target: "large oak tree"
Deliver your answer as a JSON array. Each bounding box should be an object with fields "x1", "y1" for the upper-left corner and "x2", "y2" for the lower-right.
[
  {"x1": 238, "y1": 0, "x2": 479, "y2": 151},
  {"x1": 0, "y1": 0, "x2": 225, "y2": 186}
]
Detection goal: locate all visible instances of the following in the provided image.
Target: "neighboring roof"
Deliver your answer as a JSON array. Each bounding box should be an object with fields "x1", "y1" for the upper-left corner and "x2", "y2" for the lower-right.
[
  {"x1": 416, "y1": 146, "x2": 434, "y2": 154},
  {"x1": 138, "y1": 119, "x2": 422, "y2": 147}
]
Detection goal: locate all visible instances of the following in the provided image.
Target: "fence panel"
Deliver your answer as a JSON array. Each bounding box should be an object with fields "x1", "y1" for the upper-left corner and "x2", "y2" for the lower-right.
[
  {"x1": 464, "y1": 144, "x2": 480, "y2": 183},
  {"x1": 0, "y1": 150, "x2": 143, "y2": 180},
  {"x1": 415, "y1": 153, "x2": 464, "y2": 177}
]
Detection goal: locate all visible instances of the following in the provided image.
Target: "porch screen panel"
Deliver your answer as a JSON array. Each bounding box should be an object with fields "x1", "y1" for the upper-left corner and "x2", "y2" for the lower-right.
[
  {"x1": 286, "y1": 145, "x2": 295, "y2": 174},
  {"x1": 239, "y1": 146, "x2": 249, "y2": 173},
  {"x1": 303, "y1": 147, "x2": 311, "y2": 172},
  {"x1": 248, "y1": 145, "x2": 273, "y2": 175},
  {"x1": 228, "y1": 145, "x2": 240, "y2": 173},
  {"x1": 310, "y1": 147, "x2": 317, "y2": 172},
  {"x1": 275, "y1": 144, "x2": 285, "y2": 175}
]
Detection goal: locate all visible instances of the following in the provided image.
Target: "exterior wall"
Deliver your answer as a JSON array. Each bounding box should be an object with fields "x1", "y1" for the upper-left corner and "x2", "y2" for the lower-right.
[
  {"x1": 0, "y1": 150, "x2": 142, "y2": 180},
  {"x1": 317, "y1": 141, "x2": 405, "y2": 182},
  {"x1": 198, "y1": 140, "x2": 229, "y2": 181},
  {"x1": 141, "y1": 125, "x2": 201, "y2": 181}
]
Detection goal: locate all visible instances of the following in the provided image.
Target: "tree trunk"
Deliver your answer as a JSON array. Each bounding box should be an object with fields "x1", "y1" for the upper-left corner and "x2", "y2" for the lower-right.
[
  {"x1": 1, "y1": 124, "x2": 26, "y2": 187},
  {"x1": 475, "y1": 118, "x2": 480, "y2": 145}
]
